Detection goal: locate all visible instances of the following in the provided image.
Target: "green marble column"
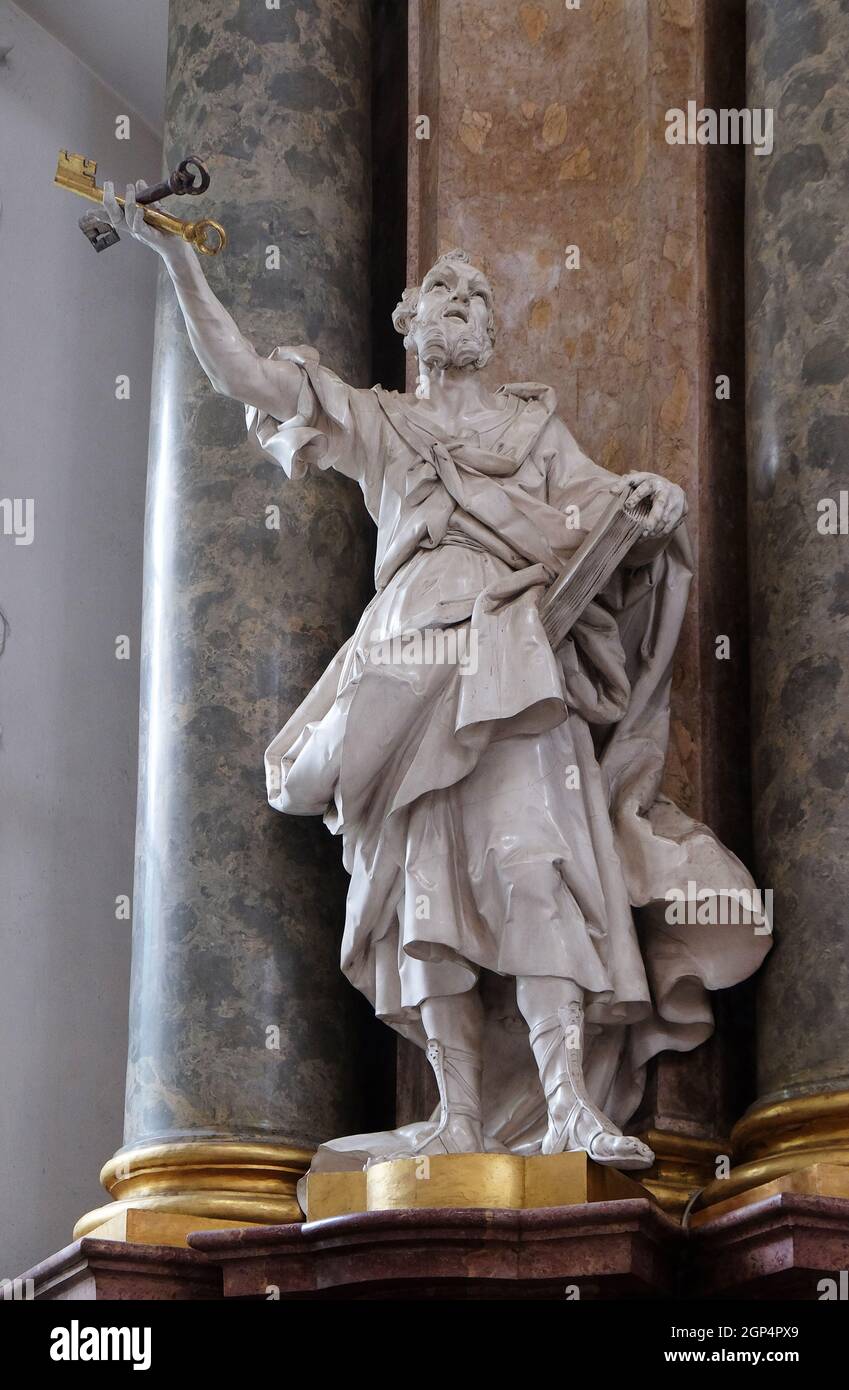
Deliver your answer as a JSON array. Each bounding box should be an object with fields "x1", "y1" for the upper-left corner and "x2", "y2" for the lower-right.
[
  {"x1": 79, "y1": 0, "x2": 384, "y2": 1235},
  {"x1": 702, "y1": 0, "x2": 849, "y2": 1207}
]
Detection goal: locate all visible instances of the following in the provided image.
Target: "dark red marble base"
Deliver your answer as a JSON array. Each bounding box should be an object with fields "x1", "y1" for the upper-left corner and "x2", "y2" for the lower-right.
[
  {"x1": 20, "y1": 1237, "x2": 221, "y2": 1301},
  {"x1": 188, "y1": 1199, "x2": 681, "y2": 1300},
  {"x1": 689, "y1": 1193, "x2": 849, "y2": 1300},
  {"x1": 20, "y1": 1193, "x2": 849, "y2": 1300}
]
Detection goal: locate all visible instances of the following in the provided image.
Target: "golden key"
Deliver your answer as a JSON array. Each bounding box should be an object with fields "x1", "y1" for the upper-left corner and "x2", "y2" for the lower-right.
[{"x1": 54, "y1": 151, "x2": 227, "y2": 256}]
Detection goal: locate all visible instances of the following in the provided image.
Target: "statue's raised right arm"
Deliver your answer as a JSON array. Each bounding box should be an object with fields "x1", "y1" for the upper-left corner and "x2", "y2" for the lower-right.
[{"x1": 103, "y1": 181, "x2": 303, "y2": 419}]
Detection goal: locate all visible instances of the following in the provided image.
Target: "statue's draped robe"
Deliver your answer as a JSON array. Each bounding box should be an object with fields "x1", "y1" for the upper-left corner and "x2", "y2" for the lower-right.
[{"x1": 247, "y1": 346, "x2": 770, "y2": 1170}]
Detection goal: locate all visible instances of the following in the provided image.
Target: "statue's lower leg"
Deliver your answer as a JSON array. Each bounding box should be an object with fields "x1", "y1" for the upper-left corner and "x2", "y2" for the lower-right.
[
  {"x1": 413, "y1": 989, "x2": 485, "y2": 1155},
  {"x1": 516, "y1": 976, "x2": 654, "y2": 1170}
]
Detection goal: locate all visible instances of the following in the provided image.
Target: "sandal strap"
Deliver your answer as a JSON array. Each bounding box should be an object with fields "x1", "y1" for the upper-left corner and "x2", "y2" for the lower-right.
[
  {"x1": 424, "y1": 1038, "x2": 483, "y2": 1124},
  {"x1": 528, "y1": 1012, "x2": 563, "y2": 1048},
  {"x1": 529, "y1": 1002, "x2": 586, "y2": 1087}
]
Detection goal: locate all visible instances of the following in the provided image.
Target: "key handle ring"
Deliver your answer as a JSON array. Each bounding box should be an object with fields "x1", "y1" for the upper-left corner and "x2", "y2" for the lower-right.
[
  {"x1": 187, "y1": 218, "x2": 228, "y2": 256},
  {"x1": 136, "y1": 154, "x2": 212, "y2": 206},
  {"x1": 173, "y1": 155, "x2": 210, "y2": 197}
]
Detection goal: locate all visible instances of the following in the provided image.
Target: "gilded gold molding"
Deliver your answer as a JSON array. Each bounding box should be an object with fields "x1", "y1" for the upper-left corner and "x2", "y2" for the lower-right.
[
  {"x1": 73, "y1": 1140, "x2": 313, "y2": 1240},
  {"x1": 76, "y1": 1121, "x2": 798, "y2": 1239},
  {"x1": 698, "y1": 1090, "x2": 849, "y2": 1209},
  {"x1": 691, "y1": 1162, "x2": 849, "y2": 1228},
  {"x1": 637, "y1": 1130, "x2": 725, "y2": 1217}
]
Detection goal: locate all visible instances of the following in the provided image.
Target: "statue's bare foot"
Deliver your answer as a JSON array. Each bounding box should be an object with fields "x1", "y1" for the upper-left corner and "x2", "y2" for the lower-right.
[
  {"x1": 543, "y1": 1085, "x2": 654, "y2": 1170},
  {"x1": 584, "y1": 1130, "x2": 655, "y2": 1169}
]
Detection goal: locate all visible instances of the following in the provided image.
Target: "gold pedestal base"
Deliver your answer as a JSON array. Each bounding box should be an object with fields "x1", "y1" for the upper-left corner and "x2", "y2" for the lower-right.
[
  {"x1": 74, "y1": 1140, "x2": 313, "y2": 1245},
  {"x1": 304, "y1": 1151, "x2": 653, "y2": 1222},
  {"x1": 79, "y1": 1207, "x2": 265, "y2": 1248},
  {"x1": 698, "y1": 1089, "x2": 849, "y2": 1211},
  {"x1": 691, "y1": 1161, "x2": 849, "y2": 1228}
]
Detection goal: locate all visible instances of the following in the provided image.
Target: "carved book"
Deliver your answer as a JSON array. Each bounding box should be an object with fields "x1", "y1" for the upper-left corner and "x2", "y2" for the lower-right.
[{"x1": 539, "y1": 492, "x2": 654, "y2": 649}]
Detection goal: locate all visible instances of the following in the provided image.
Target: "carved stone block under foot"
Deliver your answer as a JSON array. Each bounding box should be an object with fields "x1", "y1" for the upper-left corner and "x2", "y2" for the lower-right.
[{"x1": 188, "y1": 1200, "x2": 681, "y2": 1300}]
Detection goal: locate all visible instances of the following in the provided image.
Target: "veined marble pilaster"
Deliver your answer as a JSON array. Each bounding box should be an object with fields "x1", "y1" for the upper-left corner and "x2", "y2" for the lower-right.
[
  {"x1": 83, "y1": 0, "x2": 386, "y2": 1233},
  {"x1": 700, "y1": 0, "x2": 849, "y2": 1213}
]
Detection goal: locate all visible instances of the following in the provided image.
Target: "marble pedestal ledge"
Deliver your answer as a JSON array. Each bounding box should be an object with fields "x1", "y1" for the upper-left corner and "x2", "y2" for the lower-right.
[
  {"x1": 22, "y1": 1183, "x2": 849, "y2": 1299},
  {"x1": 688, "y1": 1193, "x2": 849, "y2": 1301},
  {"x1": 19, "y1": 1238, "x2": 221, "y2": 1302},
  {"x1": 188, "y1": 1202, "x2": 681, "y2": 1301}
]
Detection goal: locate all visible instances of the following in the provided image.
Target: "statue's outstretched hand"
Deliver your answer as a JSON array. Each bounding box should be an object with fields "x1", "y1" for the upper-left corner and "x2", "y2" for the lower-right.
[
  {"x1": 102, "y1": 181, "x2": 185, "y2": 262},
  {"x1": 618, "y1": 471, "x2": 688, "y2": 538}
]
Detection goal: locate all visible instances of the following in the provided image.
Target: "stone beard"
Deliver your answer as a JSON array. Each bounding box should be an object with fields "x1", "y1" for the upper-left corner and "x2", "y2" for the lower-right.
[
  {"x1": 412, "y1": 304, "x2": 491, "y2": 374},
  {"x1": 416, "y1": 319, "x2": 487, "y2": 371}
]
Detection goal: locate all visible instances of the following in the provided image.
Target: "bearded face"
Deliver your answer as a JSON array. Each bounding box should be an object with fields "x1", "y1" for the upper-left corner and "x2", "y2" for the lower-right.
[{"x1": 403, "y1": 258, "x2": 495, "y2": 371}]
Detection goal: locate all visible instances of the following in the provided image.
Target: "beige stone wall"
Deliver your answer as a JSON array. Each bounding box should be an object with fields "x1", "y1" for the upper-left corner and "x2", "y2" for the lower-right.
[
  {"x1": 408, "y1": 0, "x2": 746, "y2": 830},
  {"x1": 405, "y1": 0, "x2": 753, "y2": 1140}
]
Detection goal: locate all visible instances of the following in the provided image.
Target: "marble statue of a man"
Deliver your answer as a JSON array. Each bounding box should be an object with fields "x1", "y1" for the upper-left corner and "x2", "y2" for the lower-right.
[{"x1": 105, "y1": 182, "x2": 770, "y2": 1177}]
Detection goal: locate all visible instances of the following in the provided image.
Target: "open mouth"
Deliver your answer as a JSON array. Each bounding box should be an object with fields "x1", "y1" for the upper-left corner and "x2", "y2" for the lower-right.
[{"x1": 443, "y1": 306, "x2": 468, "y2": 322}]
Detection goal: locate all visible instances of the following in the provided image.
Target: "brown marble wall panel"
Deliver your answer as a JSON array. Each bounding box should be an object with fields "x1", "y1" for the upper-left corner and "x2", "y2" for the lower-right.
[{"x1": 402, "y1": 0, "x2": 752, "y2": 1140}]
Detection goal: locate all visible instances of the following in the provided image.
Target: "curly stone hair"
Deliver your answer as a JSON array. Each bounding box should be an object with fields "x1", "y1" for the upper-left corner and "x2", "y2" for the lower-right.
[{"x1": 392, "y1": 249, "x2": 497, "y2": 365}]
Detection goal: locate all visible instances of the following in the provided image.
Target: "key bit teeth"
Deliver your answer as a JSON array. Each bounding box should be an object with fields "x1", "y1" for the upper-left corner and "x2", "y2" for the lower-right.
[{"x1": 79, "y1": 211, "x2": 120, "y2": 252}]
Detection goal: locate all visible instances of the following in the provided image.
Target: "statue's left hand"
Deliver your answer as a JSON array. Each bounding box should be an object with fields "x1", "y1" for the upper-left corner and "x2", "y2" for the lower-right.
[{"x1": 617, "y1": 472, "x2": 688, "y2": 538}]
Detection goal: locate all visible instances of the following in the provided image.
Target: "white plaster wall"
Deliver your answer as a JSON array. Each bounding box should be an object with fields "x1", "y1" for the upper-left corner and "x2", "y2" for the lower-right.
[{"x1": 0, "y1": 1, "x2": 161, "y2": 1276}]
